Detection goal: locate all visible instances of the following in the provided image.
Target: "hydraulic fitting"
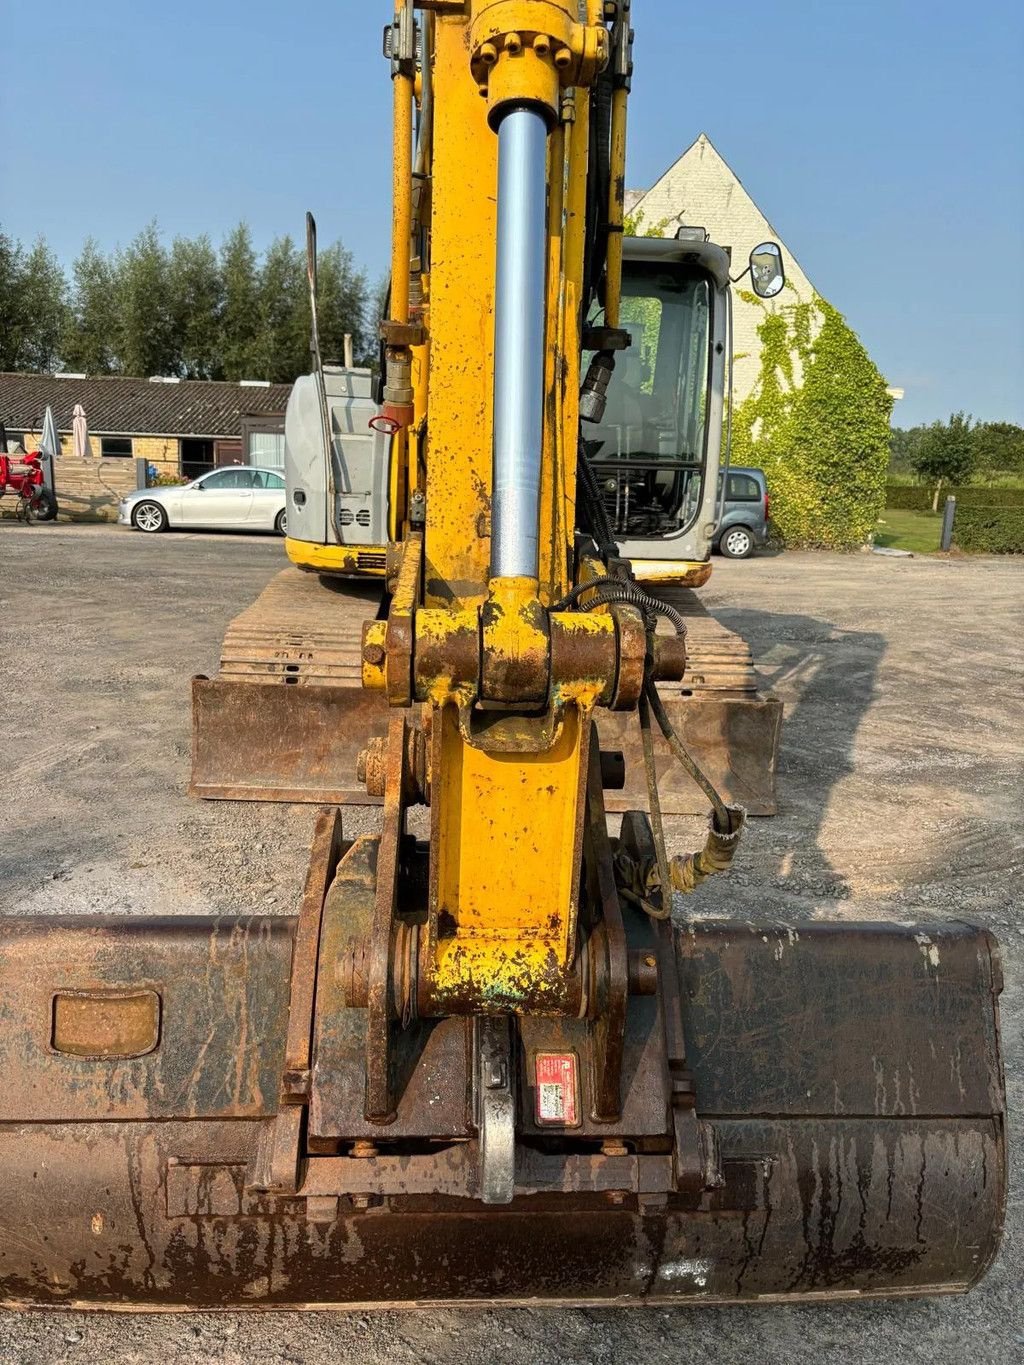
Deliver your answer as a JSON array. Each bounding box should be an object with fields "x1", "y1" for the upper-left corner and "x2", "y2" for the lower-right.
[
  {"x1": 470, "y1": 1, "x2": 609, "y2": 129},
  {"x1": 579, "y1": 350, "x2": 615, "y2": 424}
]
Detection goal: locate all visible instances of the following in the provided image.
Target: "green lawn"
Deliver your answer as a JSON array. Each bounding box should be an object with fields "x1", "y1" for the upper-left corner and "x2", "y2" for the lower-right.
[{"x1": 874, "y1": 508, "x2": 943, "y2": 553}]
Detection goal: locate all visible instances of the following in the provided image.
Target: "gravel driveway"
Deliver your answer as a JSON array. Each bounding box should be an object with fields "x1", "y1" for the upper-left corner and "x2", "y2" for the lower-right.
[{"x1": 0, "y1": 525, "x2": 1020, "y2": 1363}]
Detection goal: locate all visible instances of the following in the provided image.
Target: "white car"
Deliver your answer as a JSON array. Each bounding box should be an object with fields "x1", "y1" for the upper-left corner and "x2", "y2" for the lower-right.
[{"x1": 118, "y1": 466, "x2": 288, "y2": 535}]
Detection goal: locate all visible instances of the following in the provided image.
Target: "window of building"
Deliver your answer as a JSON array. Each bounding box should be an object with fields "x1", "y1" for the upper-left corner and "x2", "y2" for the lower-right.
[
  {"x1": 241, "y1": 416, "x2": 286, "y2": 470},
  {"x1": 181, "y1": 438, "x2": 215, "y2": 480},
  {"x1": 101, "y1": 437, "x2": 133, "y2": 458}
]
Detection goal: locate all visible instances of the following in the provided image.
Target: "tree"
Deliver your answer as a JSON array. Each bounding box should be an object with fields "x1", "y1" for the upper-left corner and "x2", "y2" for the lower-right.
[
  {"x1": 317, "y1": 241, "x2": 369, "y2": 366},
  {"x1": 0, "y1": 231, "x2": 26, "y2": 369},
  {"x1": 169, "y1": 235, "x2": 223, "y2": 379},
  {"x1": 219, "y1": 224, "x2": 262, "y2": 380},
  {"x1": 364, "y1": 272, "x2": 390, "y2": 368},
  {"x1": 972, "y1": 421, "x2": 1024, "y2": 481},
  {"x1": 115, "y1": 222, "x2": 176, "y2": 377},
  {"x1": 257, "y1": 235, "x2": 306, "y2": 382},
  {"x1": 912, "y1": 412, "x2": 975, "y2": 509},
  {"x1": 889, "y1": 425, "x2": 928, "y2": 476},
  {"x1": 18, "y1": 239, "x2": 68, "y2": 372},
  {"x1": 0, "y1": 231, "x2": 68, "y2": 372},
  {"x1": 63, "y1": 238, "x2": 120, "y2": 374}
]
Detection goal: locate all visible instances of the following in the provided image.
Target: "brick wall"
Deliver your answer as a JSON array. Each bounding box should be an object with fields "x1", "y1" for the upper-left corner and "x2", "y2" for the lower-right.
[{"x1": 134, "y1": 436, "x2": 180, "y2": 476}]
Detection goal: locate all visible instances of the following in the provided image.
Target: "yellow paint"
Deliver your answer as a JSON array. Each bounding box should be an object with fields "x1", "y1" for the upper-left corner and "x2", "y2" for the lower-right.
[
  {"x1": 632, "y1": 558, "x2": 714, "y2": 587},
  {"x1": 285, "y1": 538, "x2": 386, "y2": 576},
  {"x1": 390, "y1": 0, "x2": 414, "y2": 327},
  {"x1": 423, "y1": 14, "x2": 497, "y2": 607},
  {"x1": 604, "y1": 85, "x2": 628, "y2": 330},
  {"x1": 378, "y1": 5, "x2": 628, "y2": 1011},
  {"x1": 428, "y1": 701, "x2": 589, "y2": 1007}
]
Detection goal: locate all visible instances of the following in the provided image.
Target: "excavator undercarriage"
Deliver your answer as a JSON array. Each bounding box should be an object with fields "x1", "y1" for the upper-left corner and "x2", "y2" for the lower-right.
[{"x1": 190, "y1": 567, "x2": 782, "y2": 814}]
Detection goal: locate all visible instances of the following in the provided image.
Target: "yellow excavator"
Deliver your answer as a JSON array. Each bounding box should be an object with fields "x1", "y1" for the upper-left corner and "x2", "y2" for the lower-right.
[
  {"x1": 0, "y1": 1, "x2": 1005, "y2": 1308},
  {"x1": 189, "y1": 13, "x2": 784, "y2": 818}
]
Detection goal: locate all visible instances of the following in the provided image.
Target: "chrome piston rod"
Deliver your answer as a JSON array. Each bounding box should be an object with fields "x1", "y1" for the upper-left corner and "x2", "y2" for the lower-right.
[{"x1": 491, "y1": 105, "x2": 549, "y2": 580}]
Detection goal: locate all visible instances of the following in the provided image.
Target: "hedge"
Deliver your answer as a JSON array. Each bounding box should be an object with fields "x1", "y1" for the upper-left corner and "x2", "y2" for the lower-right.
[
  {"x1": 952, "y1": 506, "x2": 1024, "y2": 554},
  {"x1": 730, "y1": 296, "x2": 892, "y2": 548},
  {"x1": 886, "y1": 483, "x2": 1024, "y2": 510}
]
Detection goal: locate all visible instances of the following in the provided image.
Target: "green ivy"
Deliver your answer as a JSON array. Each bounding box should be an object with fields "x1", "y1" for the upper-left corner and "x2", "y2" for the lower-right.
[{"x1": 730, "y1": 294, "x2": 893, "y2": 548}]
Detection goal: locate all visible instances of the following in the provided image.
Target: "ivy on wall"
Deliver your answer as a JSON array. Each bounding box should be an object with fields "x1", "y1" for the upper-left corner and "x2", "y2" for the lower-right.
[{"x1": 730, "y1": 292, "x2": 893, "y2": 548}]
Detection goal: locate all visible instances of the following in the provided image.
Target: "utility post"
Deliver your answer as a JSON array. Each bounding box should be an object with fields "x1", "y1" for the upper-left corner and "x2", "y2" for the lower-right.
[{"x1": 941, "y1": 495, "x2": 956, "y2": 551}]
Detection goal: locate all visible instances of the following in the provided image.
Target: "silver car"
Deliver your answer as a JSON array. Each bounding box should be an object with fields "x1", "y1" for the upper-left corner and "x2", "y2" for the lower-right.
[{"x1": 118, "y1": 466, "x2": 287, "y2": 535}]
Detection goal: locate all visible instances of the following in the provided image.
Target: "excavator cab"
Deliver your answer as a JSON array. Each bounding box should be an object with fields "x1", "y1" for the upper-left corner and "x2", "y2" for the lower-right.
[
  {"x1": 4, "y1": 0, "x2": 1004, "y2": 1311},
  {"x1": 583, "y1": 234, "x2": 731, "y2": 579}
]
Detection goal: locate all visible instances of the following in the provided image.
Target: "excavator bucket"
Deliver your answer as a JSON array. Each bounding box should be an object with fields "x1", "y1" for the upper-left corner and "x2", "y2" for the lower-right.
[
  {"x1": 190, "y1": 569, "x2": 782, "y2": 814},
  {"x1": 0, "y1": 812, "x2": 1005, "y2": 1309}
]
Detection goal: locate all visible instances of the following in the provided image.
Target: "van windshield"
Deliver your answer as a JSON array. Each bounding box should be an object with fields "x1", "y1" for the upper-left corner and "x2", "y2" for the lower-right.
[{"x1": 583, "y1": 263, "x2": 711, "y2": 539}]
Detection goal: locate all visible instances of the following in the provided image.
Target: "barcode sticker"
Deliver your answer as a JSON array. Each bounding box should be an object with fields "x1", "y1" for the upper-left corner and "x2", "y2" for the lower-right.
[{"x1": 534, "y1": 1052, "x2": 579, "y2": 1127}]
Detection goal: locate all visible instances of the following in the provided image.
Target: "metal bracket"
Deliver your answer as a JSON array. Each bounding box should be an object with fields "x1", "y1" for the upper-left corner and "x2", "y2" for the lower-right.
[
  {"x1": 474, "y1": 1016, "x2": 516, "y2": 1205},
  {"x1": 383, "y1": 8, "x2": 419, "y2": 77}
]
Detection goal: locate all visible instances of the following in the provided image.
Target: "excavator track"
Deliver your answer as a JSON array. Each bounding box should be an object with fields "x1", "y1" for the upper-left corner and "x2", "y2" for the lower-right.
[{"x1": 191, "y1": 568, "x2": 782, "y2": 813}]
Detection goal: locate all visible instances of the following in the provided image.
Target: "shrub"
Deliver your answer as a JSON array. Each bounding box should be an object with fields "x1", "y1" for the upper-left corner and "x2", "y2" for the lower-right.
[
  {"x1": 731, "y1": 295, "x2": 892, "y2": 548},
  {"x1": 886, "y1": 484, "x2": 1024, "y2": 510},
  {"x1": 953, "y1": 506, "x2": 1024, "y2": 554}
]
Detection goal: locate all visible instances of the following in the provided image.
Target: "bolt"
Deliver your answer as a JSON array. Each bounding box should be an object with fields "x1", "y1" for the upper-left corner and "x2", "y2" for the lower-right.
[
  {"x1": 363, "y1": 643, "x2": 385, "y2": 667},
  {"x1": 602, "y1": 1139, "x2": 628, "y2": 1157}
]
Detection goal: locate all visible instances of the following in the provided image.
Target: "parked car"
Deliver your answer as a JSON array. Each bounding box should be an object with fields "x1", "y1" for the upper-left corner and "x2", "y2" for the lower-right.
[
  {"x1": 118, "y1": 466, "x2": 287, "y2": 535},
  {"x1": 714, "y1": 466, "x2": 770, "y2": 558}
]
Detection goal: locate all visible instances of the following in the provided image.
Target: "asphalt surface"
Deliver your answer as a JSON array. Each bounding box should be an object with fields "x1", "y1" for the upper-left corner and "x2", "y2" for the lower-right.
[{"x1": 0, "y1": 523, "x2": 1021, "y2": 1364}]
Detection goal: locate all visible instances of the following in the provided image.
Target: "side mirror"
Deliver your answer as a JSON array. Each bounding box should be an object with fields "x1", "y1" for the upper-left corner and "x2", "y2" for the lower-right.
[{"x1": 749, "y1": 242, "x2": 785, "y2": 299}]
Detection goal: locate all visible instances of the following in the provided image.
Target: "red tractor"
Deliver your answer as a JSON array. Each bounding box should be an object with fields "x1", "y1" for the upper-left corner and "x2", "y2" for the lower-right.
[{"x1": 0, "y1": 451, "x2": 58, "y2": 522}]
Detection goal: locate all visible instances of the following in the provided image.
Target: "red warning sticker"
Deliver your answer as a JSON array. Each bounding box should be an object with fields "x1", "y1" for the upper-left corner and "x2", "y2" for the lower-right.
[{"x1": 534, "y1": 1052, "x2": 579, "y2": 1127}]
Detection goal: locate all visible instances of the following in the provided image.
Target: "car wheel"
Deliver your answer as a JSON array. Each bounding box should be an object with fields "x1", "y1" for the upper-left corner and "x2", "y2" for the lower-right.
[
  {"x1": 275, "y1": 508, "x2": 287, "y2": 536},
  {"x1": 29, "y1": 488, "x2": 58, "y2": 522},
  {"x1": 720, "y1": 526, "x2": 754, "y2": 559},
  {"x1": 132, "y1": 500, "x2": 168, "y2": 533}
]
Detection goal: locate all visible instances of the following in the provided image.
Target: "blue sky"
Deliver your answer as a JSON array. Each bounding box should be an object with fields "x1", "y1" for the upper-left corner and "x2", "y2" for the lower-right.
[{"x1": 2, "y1": 0, "x2": 1021, "y2": 426}]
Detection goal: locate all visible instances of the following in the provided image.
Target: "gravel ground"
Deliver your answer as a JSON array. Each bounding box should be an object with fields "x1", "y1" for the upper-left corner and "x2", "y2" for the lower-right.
[{"x1": 0, "y1": 524, "x2": 1021, "y2": 1363}]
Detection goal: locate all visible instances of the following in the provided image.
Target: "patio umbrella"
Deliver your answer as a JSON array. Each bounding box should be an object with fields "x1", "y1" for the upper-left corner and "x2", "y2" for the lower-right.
[
  {"x1": 39, "y1": 404, "x2": 61, "y2": 459},
  {"x1": 72, "y1": 403, "x2": 91, "y2": 458}
]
